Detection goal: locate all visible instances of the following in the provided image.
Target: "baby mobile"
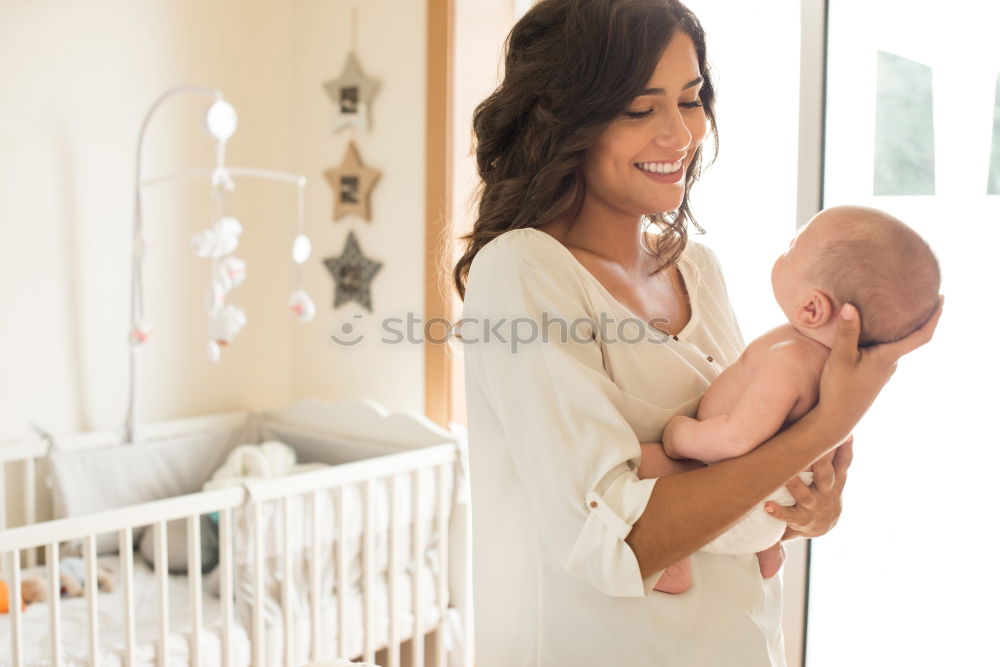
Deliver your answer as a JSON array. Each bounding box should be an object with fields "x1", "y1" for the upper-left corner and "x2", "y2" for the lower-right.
[
  {"x1": 126, "y1": 85, "x2": 315, "y2": 444},
  {"x1": 321, "y1": 4, "x2": 384, "y2": 312}
]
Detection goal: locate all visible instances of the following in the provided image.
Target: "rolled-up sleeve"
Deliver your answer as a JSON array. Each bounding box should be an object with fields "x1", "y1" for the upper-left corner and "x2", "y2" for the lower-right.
[{"x1": 461, "y1": 239, "x2": 662, "y2": 597}]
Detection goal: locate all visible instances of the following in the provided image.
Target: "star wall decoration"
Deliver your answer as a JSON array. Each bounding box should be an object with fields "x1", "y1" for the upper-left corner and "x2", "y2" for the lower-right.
[
  {"x1": 323, "y1": 230, "x2": 382, "y2": 312},
  {"x1": 323, "y1": 141, "x2": 381, "y2": 222},
  {"x1": 322, "y1": 51, "x2": 380, "y2": 134}
]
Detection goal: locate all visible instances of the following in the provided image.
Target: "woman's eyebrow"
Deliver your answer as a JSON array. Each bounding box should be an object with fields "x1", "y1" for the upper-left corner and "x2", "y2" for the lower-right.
[{"x1": 639, "y1": 76, "x2": 704, "y2": 96}]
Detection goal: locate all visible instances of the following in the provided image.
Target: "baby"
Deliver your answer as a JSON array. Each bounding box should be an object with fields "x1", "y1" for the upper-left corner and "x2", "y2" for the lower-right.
[{"x1": 639, "y1": 205, "x2": 941, "y2": 594}]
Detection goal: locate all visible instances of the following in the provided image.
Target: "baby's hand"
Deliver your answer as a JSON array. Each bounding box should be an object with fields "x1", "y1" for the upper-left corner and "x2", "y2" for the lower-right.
[{"x1": 661, "y1": 415, "x2": 698, "y2": 459}]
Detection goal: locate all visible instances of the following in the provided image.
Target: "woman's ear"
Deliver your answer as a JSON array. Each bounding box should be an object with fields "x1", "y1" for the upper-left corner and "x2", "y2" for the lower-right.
[{"x1": 794, "y1": 289, "x2": 835, "y2": 329}]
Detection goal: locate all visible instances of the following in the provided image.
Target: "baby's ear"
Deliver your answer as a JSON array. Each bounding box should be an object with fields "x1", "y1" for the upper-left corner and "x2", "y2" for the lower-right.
[{"x1": 796, "y1": 289, "x2": 835, "y2": 329}]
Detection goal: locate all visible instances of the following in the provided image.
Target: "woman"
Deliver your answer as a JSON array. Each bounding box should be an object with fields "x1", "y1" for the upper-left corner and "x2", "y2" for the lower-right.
[{"x1": 452, "y1": 1, "x2": 941, "y2": 664}]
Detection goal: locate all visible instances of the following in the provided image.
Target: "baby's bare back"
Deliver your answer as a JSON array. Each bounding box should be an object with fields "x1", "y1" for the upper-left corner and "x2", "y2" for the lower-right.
[{"x1": 697, "y1": 323, "x2": 830, "y2": 427}]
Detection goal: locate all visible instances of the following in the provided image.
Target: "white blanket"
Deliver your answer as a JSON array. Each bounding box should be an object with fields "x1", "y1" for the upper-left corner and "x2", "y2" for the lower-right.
[
  {"x1": 202, "y1": 440, "x2": 325, "y2": 490},
  {"x1": 0, "y1": 555, "x2": 252, "y2": 667}
]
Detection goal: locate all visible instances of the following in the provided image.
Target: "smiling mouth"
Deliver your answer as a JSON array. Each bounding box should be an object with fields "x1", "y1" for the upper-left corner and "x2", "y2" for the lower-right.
[{"x1": 635, "y1": 159, "x2": 683, "y2": 175}]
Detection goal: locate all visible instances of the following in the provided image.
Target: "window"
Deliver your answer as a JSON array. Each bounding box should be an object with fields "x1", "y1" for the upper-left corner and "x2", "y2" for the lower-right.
[{"x1": 806, "y1": 1, "x2": 1000, "y2": 664}]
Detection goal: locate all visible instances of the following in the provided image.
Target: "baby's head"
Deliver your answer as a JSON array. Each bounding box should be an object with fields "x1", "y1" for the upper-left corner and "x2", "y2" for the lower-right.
[{"x1": 771, "y1": 205, "x2": 940, "y2": 347}]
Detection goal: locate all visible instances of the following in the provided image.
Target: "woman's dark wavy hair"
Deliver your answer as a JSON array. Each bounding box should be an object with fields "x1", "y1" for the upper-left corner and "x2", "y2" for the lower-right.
[{"x1": 451, "y1": 0, "x2": 718, "y2": 300}]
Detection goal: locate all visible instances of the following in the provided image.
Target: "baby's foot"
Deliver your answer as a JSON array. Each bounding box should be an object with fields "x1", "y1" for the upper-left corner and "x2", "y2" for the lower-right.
[
  {"x1": 756, "y1": 542, "x2": 785, "y2": 579},
  {"x1": 653, "y1": 557, "x2": 692, "y2": 594}
]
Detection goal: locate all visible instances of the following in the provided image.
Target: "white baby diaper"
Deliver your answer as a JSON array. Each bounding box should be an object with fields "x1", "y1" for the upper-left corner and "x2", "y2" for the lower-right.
[{"x1": 700, "y1": 470, "x2": 814, "y2": 555}]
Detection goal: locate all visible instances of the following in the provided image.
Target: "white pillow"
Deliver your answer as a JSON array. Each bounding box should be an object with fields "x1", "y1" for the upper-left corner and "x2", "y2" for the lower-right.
[
  {"x1": 137, "y1": 514, "x2": 219, "y2": 574},
  {"x1": 48, "y1": 415, "x2": 251, "y2": 554}
]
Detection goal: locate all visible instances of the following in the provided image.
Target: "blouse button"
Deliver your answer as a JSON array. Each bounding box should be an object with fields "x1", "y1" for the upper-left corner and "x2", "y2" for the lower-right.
[
  {"x1": 672, "y1": 335, "x2": 679, "y2": 341},
  {"x1": 589, "y1": 501, "x2": 598, "y2": 508},
  {"x1": 706, "y1": 355, "x2": 714, "y2": 363}
]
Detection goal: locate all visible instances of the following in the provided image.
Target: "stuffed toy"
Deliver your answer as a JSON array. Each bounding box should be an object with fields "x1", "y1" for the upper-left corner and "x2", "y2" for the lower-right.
[
  {"x1": 0, "y1": 580, "x2": 25, "y2": 613},
  {"x1": 190, "y1": 216, "x2": 243, "y2": 259},
  {"x1": 18, "y1": 557, "x2": 115, "y2": 606}
]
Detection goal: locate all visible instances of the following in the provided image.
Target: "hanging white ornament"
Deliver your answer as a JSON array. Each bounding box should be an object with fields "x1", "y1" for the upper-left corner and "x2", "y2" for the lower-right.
[
  {"x1": 211, "y1": 166, "x2": 235, "y2": 192},
  {"x1": 191, "y1": 216, "x2": 243, "y2": 259},
  {"x1": 216, "y1": 256, "x2": 247, "y2": 291},
  {"x1": 205, "y1": 281, "x2": 225, "y2": 315},
  {"x1": 292, "y1": 234, "x2": 312, "y2": 264},
  {"x1": 217, "y1": 216, "x2": 242, "y2": 242},
  {"x1": 129, "y1": 320, "x2": 153, "y2": 345},
  {"x1": 209, "y1": 303, "x2": 247, "y2": 344},
  {"x1": 205, "y1": 99, "x2": 238, "y2": 141},
  {"x1": 288, "y1": 288, "x2": 316, "y2": 322}
]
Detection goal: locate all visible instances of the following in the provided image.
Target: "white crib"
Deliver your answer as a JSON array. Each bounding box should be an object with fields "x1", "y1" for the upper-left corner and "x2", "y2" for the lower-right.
[{"x1": 0, "y1": 398, "x2": 472, "y2": 667}]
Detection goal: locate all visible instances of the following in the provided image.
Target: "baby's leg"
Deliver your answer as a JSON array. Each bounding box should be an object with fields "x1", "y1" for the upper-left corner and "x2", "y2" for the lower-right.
[
  {"x1": 755, "y1": 542, "x2": 785, "y2": 579},
  {"x1": 638, "y1": 443, "x2": 699, "y2": 594},
  {"x1": 653, "y1": 560, "x2": 692, "y2": 594}
]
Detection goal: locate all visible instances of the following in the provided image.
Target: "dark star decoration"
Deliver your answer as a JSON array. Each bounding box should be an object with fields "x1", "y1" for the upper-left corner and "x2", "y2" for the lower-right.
[{"x1": 323, "y1": 230, "x2": 382, "y2": 312}]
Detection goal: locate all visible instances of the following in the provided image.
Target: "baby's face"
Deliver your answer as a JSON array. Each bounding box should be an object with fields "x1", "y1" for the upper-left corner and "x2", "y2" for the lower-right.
[{"x1": 770, "y1": 212, "x2": 838, "y2": 320}]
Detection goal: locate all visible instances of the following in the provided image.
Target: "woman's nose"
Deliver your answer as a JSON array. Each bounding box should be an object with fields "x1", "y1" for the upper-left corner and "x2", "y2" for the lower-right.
[{"x1": 652, "y1": 108, "x2": 692, "y2": 152}]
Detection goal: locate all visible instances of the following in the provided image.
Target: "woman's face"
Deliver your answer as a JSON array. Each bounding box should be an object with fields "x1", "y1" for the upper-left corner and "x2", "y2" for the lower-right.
[{"x1": 582, "y1": 31, "x2": 708, "y2": 219}]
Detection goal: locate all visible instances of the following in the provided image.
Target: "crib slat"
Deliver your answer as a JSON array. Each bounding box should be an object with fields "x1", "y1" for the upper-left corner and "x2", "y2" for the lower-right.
[
  {"x1": 85, "y1": 534, "x2": 100, "y2": 666},
  {"x1": 252, "y1": 501, "x2": 265, "y2": 667},
  {"x1": 363, "y1": 479, "x2": 375, "y2": 664},
  {"x1": 388, "y1": 474, "x2": 401, "y2": 667},
  {"x1": 435, "y1": 465, "x2": 449, "y2": 667},
  {"x1": 412, "y1": 469, "x2": 425, "y2": 667},
  {"x1": 9, "y1": 550, "x2": 23, "y2": 667},
  {"x1": 23, "y1": 459, "x2": 36, "y2": 568},
  {"x1": 282, "y1": 498, "x2": 294, "y2": 667},
  {"x1": 154, "y1": 521, "x2": 169, "y2": 667},
  {"x1": 0, "y1": 463, "x2": 7, "y2": 538},
  {"x1": 220, "y1": 507, "x2": 234, "y2": 667},
  {"x1": 120, "y1": 528, "x2": 136, "y2": 667},
  {"x1": 0, "y1": 467, "x2": 6, "y2": 581},
  {"x1": 188, "y1": 515, "x2": 203, "y2": 667},
  {"x1": 47, "y1": 543, "x2": 61, "y2": 666},
  {"x1": 309, "y1": 491, "x2": 322, "y2": 662},
  {"x1": 336, "y1": 486, "x2": 348, "y2": 658}
]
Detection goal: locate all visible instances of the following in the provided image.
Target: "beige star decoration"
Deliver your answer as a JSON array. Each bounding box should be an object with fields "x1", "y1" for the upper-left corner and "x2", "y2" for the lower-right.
[
  {"x1": 323, "y1": 141, "x2": 381, "y2": 222},
  {"x1": 322, "y1": 51, "x2": 380, "y2": 133}
]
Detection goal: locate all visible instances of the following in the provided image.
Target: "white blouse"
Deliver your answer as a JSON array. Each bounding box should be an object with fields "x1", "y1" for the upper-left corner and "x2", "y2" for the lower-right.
[{"x1": 460, "y1": 227, "x2": 785, "y2": 666}]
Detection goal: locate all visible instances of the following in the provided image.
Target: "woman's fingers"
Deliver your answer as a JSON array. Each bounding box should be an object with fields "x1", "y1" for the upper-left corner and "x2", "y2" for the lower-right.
[
  {"x1": 829, "y1": 302, "x2": 862, "y2": 367},
  {"x1": 784, "y1": 474, "x2": 817, "y2": 509},
  {"x1": 811, "y1": 450, "x2": 837, "y2": 492},
  {"x1": 765, "y1": 475, "x2": 816, "y2": 523},
  {"x1": 766, "y1": 499, "x2": 807, "y2": 525},
  {"x1": 872, "y1": 294, "x2": 944, "y2": 363}
]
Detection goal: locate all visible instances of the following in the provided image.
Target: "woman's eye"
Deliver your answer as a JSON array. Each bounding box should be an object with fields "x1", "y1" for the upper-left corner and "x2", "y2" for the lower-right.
[
  {"x1": 680, "y1": 100, "x2": 704, "y2": 109},
  {"x1": 623, "y1": 109, "x2": 654, "y2": 119}
]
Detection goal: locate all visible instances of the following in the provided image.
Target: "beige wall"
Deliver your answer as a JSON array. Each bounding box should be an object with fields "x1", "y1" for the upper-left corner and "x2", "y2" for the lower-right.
[
  {"x1": 288, "y1": 0, "x2": 427, "y2": 415},
  {"x1": 0, "y1": 0, "x2": 429, "y2": 443}
]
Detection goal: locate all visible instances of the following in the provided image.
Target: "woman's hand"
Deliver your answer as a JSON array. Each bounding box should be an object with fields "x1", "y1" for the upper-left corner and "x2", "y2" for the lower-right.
[
  {"x1": 766, "y1": 435, "x2": 853, "y2": 539},
  {"x1": 815, "y1": 297, "x2": 943, "y2": 444}
]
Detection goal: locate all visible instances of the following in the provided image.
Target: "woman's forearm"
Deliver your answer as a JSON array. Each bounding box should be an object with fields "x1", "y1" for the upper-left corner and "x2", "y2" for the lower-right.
[{"x1": 626, "y1": 407, "x2": 839, "y2": 579}]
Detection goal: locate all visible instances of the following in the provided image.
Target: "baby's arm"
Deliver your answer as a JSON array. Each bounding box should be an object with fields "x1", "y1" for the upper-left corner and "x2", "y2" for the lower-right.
[{"x1": 663, "y1": 349, "x2": 809, "y2": 464}]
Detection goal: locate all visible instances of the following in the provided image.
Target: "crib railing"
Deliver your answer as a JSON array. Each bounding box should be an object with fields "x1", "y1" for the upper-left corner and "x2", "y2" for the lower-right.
[
  {"x1": 0, "y1": 442, "x2": 466, "y2": 667},
  {"x1": 0, "y1": 435, "x2": 48, "y2": 571}
]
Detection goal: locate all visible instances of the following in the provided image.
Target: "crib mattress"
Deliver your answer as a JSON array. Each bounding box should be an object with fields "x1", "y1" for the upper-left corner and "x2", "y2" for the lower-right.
[
  {"x1": 1, "y1": 554, "x2": 450, "y2": 667},
  {"x1": 0, "y1": 555, "x2": 252, "y2": 667}
]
